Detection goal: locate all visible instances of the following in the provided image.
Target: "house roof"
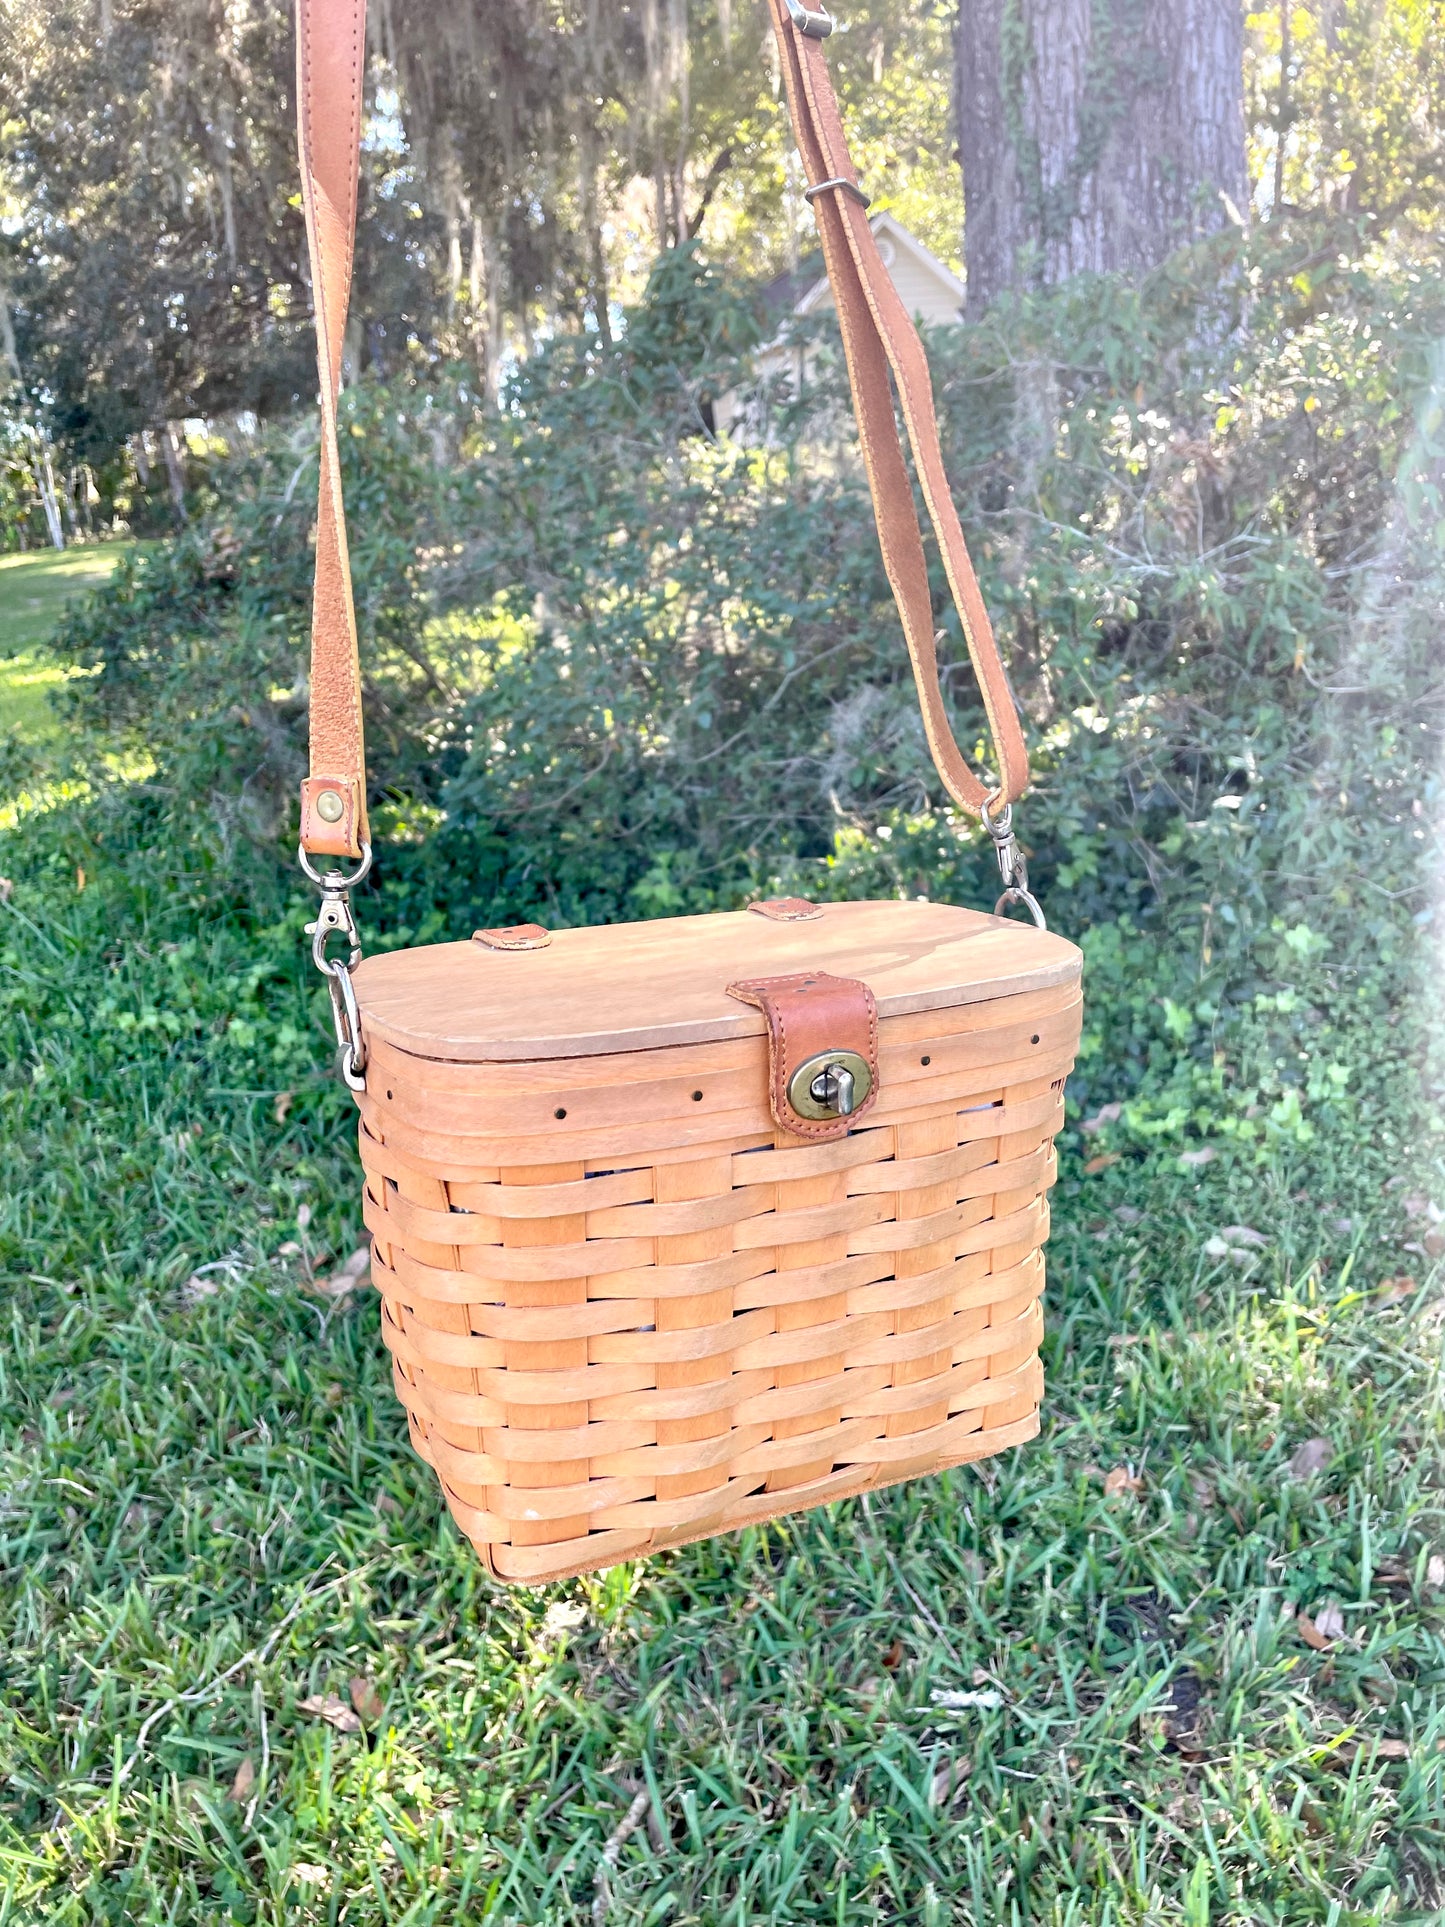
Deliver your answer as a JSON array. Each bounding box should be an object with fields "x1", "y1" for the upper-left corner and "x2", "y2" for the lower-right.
[{"x1": 757, "y1": 213, "x2": 965, "y2": 322}]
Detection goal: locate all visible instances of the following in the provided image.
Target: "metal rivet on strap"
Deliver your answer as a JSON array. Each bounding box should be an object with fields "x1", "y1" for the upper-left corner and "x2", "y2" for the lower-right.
[{"x1": 314, "y1": 788, "x2": 345, "y2": 823}]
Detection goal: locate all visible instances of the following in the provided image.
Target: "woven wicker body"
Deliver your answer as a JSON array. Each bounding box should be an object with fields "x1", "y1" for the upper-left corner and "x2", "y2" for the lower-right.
[{"x1": 352, "y1": 901, "x2": 1081, "y2": 1584}]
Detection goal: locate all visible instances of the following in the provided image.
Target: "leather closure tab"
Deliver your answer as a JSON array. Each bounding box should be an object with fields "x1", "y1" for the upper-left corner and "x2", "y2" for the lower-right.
[
  {"x1": 727, "y1": 970, "x2": 880, "y2": 1141},
  {"x1": 473, "y1": 924, "x2": 552, "y2": 951},
  {"x1": 300, "y1": 775, "x2": 364, "y2": 859},
  {"x1": 748, "y1": 897, "x2": 822, "y2": 922}
]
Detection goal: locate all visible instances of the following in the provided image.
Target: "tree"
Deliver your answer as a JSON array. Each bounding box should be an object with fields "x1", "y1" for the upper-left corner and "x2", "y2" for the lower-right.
[
  {"x1": 1244, "y1": 3, "x2": 1445, "y2": 240},
  {"x1": 954, "y1": 0, "x2": 1249, "y2": 310},
  {"x1": 1, "y1": 0, "x2": 322, "y2": 525}
]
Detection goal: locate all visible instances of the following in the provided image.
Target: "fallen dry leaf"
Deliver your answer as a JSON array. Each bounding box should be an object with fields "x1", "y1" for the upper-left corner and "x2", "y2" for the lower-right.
[
  {"x1": 1288, "y1": 1437, "x2": 1333, "y2": 1480},
  {"x1": 1179, "y1": 1147, "x2": 1216, "y2": 1168},
  {"x1": 1083, "y1": 1153, "x2": 1120, "y2": 1176},
  {"x1": 541, "y1": 1599, "x2": 587, "y2": 1644},
  {"x1": 1296, "y1": 1612, "x2": 1333, "y2": 1651},
  {"x1": 296, "y1": 1203, "x2": 313, "y2": 1232},
  {"x1": 229, "y1": 1756, "x2": 256, "y2": 1802},
  {"x1": 349, "y1": 1676, "x2": 386, "y2": 1724},
  {"x1": 1103, "y1": 1465, "x2": 1145, "y2": 1498},
  {"x1": 1161, "y1": 1667, "x2": 1204, "y2": 1752},
  {"x1": 273, "y1": 1089, "x2": 294, "y2": 1124},
  {"x1": 931, "y1": 1687, "x2": 1003, "y2": 1710},
  {"x1": 1218, "y1": 1224, "x2": 1268, "y2": 1248},
  {"x1": 0, "y1": 877, "x2": 12, "y2": 904},
  {"x1": 1312, "y1": 1603, "x2": 1346, "y2": 1641},
  {"x1": 314, "y1": 1245, "x2": 371, "y2": 1297},
  {"x1": 1374, "y1": 1275, "x2": 1418, "y2": 1304},
  {"x1": 1321, "y1": 1737, "x2": 1411, "y2": 1769},
  {"x1": 376, "y1": 1492, "x2": 401, "y2": 1515},
  {"x1": 881, "y1": 1638, "x2": 906, "y2": 1671},
  {"x1": 297, "y1": 1692, "x2": 361, "y2": 1734},
  {"x1": 1081, "y1": 1102, "x2": 1122, "y2": 1136},
  {"x1": 929, "y1": 1755, "x2": 972, "y2": 1807},
  {"x1": 953, "y1": 1549, "x2": 986, "y2": 1586},
  {"x1": 1427, "y1": 1554, "x2": 1445, "y2": 1589}
]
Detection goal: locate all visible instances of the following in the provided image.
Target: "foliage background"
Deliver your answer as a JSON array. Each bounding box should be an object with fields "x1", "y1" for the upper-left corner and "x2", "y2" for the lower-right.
[{"x1": 1, "y1": 2, "x2": 1443, "y2": 1922}]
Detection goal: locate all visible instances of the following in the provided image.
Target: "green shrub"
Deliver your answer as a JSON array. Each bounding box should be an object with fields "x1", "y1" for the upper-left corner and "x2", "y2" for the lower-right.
[{"x1": 18, "y1": 219, "x2": 1444, "y2": 1241}]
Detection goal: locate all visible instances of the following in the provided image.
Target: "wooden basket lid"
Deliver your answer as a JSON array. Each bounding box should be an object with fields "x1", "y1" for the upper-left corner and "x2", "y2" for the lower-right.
[{"x1": 352, "y1": 898, "x2": 1081, "y2": 1063}]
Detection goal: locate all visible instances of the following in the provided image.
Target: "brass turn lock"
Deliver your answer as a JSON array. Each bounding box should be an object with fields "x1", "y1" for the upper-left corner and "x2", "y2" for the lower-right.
[{"x1": 787, "y1": 1049, "x2": 874, "y2": 1121}]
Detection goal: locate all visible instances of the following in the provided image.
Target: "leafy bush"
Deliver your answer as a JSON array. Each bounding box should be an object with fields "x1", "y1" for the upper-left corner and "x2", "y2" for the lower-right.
[{"x1": 27, "y1": 220, "x2": 1445, "y2": 1221}]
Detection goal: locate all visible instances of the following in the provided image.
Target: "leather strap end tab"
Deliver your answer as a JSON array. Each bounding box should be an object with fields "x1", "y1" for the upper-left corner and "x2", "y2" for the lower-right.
[
  {"x1": 748, "y1": 897, "x2": 822, "y2": 922},
  {"x1": 727, "y1": 970, "x2": 880, "y2": 1142},
  {"x1": 300, "y1": 775, "x2": 364, "y2": 859},
  {"x1": 473, "y1": 924, "x2": 552, "y2": 951}
]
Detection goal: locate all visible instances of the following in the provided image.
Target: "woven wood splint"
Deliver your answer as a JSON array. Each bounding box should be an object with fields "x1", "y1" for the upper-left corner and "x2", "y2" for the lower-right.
[{"x1": 352, "y1": 904, "x2": 1080, "y2": 1583}]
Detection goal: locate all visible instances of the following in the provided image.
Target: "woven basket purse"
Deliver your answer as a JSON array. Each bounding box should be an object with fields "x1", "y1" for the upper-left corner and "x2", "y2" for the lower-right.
[{"x1": 294, "y1": 0, "x2": 1083, "y2": 1585}]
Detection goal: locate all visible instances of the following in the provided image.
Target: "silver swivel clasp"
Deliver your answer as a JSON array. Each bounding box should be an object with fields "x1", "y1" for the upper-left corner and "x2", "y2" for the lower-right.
[
  {"x1": 299, "y1": 841, "x2": 373, "y2": 1091},
  {"x1": 980, "y1": 797, "x2": 1046, "y2": 930}
]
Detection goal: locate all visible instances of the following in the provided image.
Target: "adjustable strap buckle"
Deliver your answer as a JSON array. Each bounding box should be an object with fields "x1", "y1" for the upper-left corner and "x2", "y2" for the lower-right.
[
  {"x1": 980, "y1": 799, "x2": 1047, "y2": 930},
  {"x1": 783, "y1": 0, "x2": 835, "y2": 38}
]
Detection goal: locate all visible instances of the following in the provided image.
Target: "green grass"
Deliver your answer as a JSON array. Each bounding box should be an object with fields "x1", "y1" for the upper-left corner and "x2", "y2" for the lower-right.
[
  {"x1": 0, "y1": 872, "x2": 1439, "y2": 1925},
  {"x1": 0, "y1": 1130, "x2": 1441, "y2": 1925},
  {"x1": 0, "y1": 547, "x2": 133, "y2": 737},
  {"x1": 0, "y1": 548, "x2": 1441, "y2": 1924}
]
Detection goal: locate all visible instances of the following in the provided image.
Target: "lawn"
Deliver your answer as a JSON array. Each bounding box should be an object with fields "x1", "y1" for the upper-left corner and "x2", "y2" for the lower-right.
[
  {"x1": 0, "y1": 556, "x2": 1441, "y2": 1924},
  {"x1": 0, "y1": 548, "x2": 133, "y2": 738},
  {"x1": 3, "y1": 1171, "x2": 1442, "y2": 1925}
]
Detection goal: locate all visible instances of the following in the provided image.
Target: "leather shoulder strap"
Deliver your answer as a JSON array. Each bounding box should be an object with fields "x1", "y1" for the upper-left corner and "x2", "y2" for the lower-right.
[
  {"x1": 296, "y1": 0, "x2": 369, "y2": 857},
  {"x1": 765, "y1": 0, "x2": 1027, "y2": 813},
  {"x1": 294, "y1": 0, "x2": 1027, "y2": 858}
]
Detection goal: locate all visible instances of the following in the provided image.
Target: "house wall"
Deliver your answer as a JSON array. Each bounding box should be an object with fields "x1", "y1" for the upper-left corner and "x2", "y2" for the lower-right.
[
  {"x1": 867, "y1": 236, "x2": 964, "y2": 326},
  {"x1": 715, "y1": 222, "x2": 964, "y2": 443},
  {"x1": 801, "y1": 234, "x2": 963, "y2": 329}
]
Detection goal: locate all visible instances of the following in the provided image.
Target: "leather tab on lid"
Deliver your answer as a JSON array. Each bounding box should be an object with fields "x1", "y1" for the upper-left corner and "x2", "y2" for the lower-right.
[
  {"x1": 727, "y1": 970, "x2": 879, "y2": 1141},
  {"x1": 300, "y1": 776, "x2": 364, "y2": 859},
  {"x1": 473, "y1": 924, "x2": 551, "y2": 951},
  {"x1": 749, "y1": 896, "x2": 822, "y2": 921}
]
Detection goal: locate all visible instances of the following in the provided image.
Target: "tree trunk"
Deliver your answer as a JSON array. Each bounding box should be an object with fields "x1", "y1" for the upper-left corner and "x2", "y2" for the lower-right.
[
  {"x1": 161, "y1": 421, "x2": 189, "y2": 525},
  {"x1": 955, "y1": 0, "x2": 1247, "y2": 311},
  {"x1": 33, "y1": 441, "x2": 65, "y2": 550}
]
